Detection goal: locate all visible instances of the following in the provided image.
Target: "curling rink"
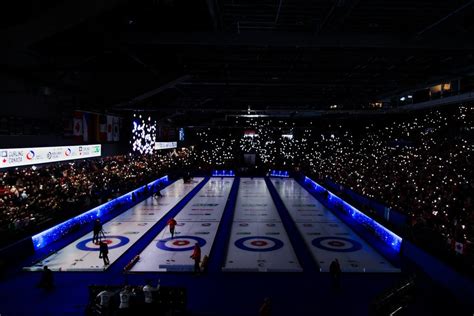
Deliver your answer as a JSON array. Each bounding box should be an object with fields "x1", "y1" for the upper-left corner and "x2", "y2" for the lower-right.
[
  {"x1": 222, "y1": 178, "x2": 302, "y2": 272},
  {"x1": 270, "y1": 178, "x2": 400, "y2": 273},
  {"x1": 25, "y1": 178, "x2": 204, "y2": 271},
  {"x1": 130, "y1": 177, "x2": 234, "y2": 272}
]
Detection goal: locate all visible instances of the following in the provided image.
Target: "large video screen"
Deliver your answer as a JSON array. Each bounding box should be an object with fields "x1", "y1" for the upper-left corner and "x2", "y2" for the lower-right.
[
  {"x1": 0, "y1": 144, "x2": 101, "y2": 169},
  {"x1": 131, "y1": 115, "x2": 156, "y2": 154}
]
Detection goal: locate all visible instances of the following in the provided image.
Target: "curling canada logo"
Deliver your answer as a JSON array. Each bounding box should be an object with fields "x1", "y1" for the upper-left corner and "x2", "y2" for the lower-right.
[
  {"x1": 1, "y1": 150, "x2": 7, "y2": 164},
  {"x1": 26, "y1": 150, "x2": 35, "y2": 160}
]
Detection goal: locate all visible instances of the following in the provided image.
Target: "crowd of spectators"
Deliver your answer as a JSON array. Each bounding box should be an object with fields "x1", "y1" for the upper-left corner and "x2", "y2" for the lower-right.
[
  {"x1": 190, "y1": 104, "x2": 473, "y2": 267},
  {"x1": 87, "y1": 281, "x2": 186, "y2": 316},
  {"x1": 0, "y1": 150, "x2": 192, "y2": 247},
  {"x1": 1, "y1": 103, "x2": 472, "y2": 271},
  {"x1": 304, "y1": 105, "x2": 473, "y2": 259}
]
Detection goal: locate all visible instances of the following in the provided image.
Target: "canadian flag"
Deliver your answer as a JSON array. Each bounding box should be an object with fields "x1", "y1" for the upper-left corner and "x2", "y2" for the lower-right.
[
  {"x1": 106, "y1": 115, "x2": 114, "y2": 142},
  {"x1": 83, "y1": 112, "x2": 90, "y2": 143},
  {"x1": 73, "y1": 112, "x2": 83, "y2": 136}
]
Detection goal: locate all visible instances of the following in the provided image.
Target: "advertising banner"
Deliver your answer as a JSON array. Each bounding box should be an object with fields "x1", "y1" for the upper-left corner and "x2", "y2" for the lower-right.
[
  {"x1": 155, "y1": 142, "x2": 177, "y2": 150},
  {"x1": 0, "y1": 144, "x2": 101, "y2": 169}
]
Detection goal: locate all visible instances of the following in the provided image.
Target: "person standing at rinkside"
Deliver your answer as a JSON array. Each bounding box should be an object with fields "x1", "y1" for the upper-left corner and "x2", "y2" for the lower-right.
[
  {"x1": 142, "y1": 279, "x2": 160, "y2": 312},
  {"x1": 118, "y1": 285, "x2": 135, "y2": 314},
  {"x1": 99, "y1": 241, "x2": 110, "y2": 266},
  {"x1": 38, "y1": 265, "x2": 54, "y2": 290},
  {"x1": 96, "y1": 287, "x2": 114, "y2": 315},
  {"x1": 190, "y1": 243, "x2": 201, "y2": 274},
  {"x1": 259, "y1": 297, "x2": 271, "y2": 316},
  {"x1": 329, "y1": 258, "x2": 342, "y2": 290},
  {"x1": 93, "y1": 219, "x2": 102, "y2": 244}
]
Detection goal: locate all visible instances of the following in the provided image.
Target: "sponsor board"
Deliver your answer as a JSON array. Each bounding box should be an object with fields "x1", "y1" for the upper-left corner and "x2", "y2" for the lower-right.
[
  {"x1": 155, "y1": 142, "x2": 177, "y2": 150},
  {"x1": 0, "y1": 144, "x2": 101, "y2": 169}
]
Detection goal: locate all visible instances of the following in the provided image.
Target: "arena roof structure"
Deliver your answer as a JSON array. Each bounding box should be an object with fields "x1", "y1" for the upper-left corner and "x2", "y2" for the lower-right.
[{"x1": 1, "y1": 0, "x2": 474, "y2": 125}]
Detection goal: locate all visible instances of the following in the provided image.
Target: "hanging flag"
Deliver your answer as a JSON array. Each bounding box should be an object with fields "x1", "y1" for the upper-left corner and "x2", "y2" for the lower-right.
[
  {"x1": 73, "y1": 111, "x2": 83, "y2": 136},
  {"x1": 113, "y1": 117, "x2": 120, "y2": 141},
  {"x1": 83, "y1": 112, "x2": 90, "y2": 143},
  {"x1": 73, "y1": 111, "x2": 83, "y2": 144},
  {"x1": 99, "y1": 115, "x2": 107, "y2": 142},
  {"x1": 107, "y1": 115, "x2": 114, "y2": 142}
]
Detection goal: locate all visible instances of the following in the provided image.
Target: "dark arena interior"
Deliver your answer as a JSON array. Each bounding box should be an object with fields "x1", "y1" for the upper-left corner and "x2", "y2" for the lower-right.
[{"x1": 1, "y1": 1, "x2": 474, "y2": 315}]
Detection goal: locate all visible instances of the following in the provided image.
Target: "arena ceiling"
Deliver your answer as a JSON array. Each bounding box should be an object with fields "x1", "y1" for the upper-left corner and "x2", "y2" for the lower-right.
[{"x1": 1, "y1": 0, "x2": 474, "y2": 124}]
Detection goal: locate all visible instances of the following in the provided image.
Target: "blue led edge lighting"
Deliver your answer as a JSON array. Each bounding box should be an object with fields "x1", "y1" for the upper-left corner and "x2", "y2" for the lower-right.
[
  {"x1": 269, "y1": 170, "x2": 289, "y2": 177},
  {"x1": 304, "y1": 176, "x2": 402, "y2": 253},
  {"x1": 31, "y1": 175, "x2": 169, "y2": 251},
  {"x1": 212, "y1": 170, "x2": 235, "y2": 177}
]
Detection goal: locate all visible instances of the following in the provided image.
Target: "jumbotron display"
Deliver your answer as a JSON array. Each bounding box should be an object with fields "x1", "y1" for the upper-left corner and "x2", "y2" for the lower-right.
[
  {"x1": 0, "y1": 144, "x2": 101, "y2": 169},
  {"x1": 131, "y1": 115, "x2": 157, "y2": 154}
]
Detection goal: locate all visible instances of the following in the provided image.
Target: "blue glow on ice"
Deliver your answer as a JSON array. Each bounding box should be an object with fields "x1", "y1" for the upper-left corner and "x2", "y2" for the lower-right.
[
  {"x1": 31, "y1": 175, "x2": 169, "y2": 250},
  {"x1": 212, "y1": 170, "x2": 235, "y2": 177},
  {"x1": 304, "y1": 176, "x2": 402, "y2": 253},
  {"x1": 269, "y1": 170, "x2": 289, "y2": 177}
]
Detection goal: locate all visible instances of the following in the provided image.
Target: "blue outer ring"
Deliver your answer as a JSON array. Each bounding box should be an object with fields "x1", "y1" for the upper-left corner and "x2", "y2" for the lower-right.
[
  {"x1": 157, "y1": 235, "x2": 206, "y2": 252},
  {"x1": 235, "y1": 236, "x2": 284, "y2": 252},
  {"x1": 76, "y1": 235, "x2": 130, "y2": 251},
  {"x1": 311, "y1": 237, "x2": 362, "y2": 252}
]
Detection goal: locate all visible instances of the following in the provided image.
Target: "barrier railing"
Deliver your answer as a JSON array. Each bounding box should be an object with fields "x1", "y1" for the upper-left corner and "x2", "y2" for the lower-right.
[
  {"x1": 269, "y1": 170, "x2": 289, "y2": 177},
  {"x1": 31, "y1": 175, "x2": 169, "y2": 250},
  {"x1": 304, "y1": 176, "x2": 402, "y2": 254},
  {"x1": 212, "y1": 170, "x2": 235, "y2": 177}
]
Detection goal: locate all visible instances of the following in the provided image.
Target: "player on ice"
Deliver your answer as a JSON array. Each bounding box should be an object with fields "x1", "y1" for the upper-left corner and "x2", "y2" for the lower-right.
[{"x1": 167, "y1": 218, "x2": 177, "y2": 238}]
